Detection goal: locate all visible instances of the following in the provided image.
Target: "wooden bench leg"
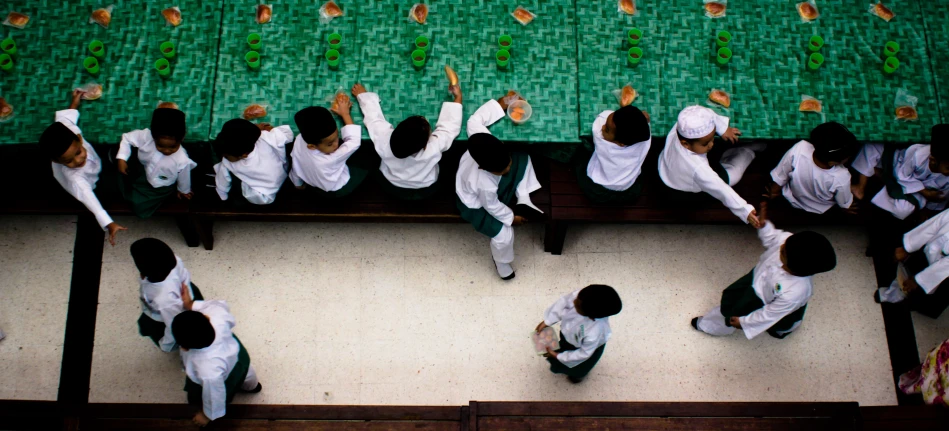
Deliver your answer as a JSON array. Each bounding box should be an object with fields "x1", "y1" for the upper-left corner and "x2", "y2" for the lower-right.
[
  {"x1": 544, "y1": 221, "x2": 568, "y2": 255},
  {"x1": 175, "y1": 215, "x2": 200, "y2": 248},
  {"x1": 194, "y1": 218, "x2": 215, "y2": 251}
]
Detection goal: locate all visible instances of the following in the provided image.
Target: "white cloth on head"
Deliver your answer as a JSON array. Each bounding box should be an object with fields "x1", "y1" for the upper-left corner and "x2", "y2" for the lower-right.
[
  {"x1": 586, "y1": 110, "x2": 651, "y2": 191},
  {"x1": 50, "y1": 109, "x2": 113, "y2": 230},
  {"x1": 676, "y1": 105, "x2": 719, "y2": 139},
  {"x1": 902, "y1": 208, "x2": 949, "y2": 294},
  {"x1": 139, "y1": 256, "x2": 194, "y2": 352},
  {"x1": 180, "y1": 300, "x2": 246, "y2": 421},
  {"x1": 770, "y1": 141, "x2": 853, "y2": 214},
  {"x1": 853, "y1": 143, "x2": 949, "y2": 219},
  {"x1": 543, "y1": 290, "x2": 612, "y2": 368},
  {"x1": 356, "y1": 92, "x2": 462, "y2": 189},
  {"x1": 117, "y1": 129, "x2": 197, "y2": 193},
  {"x1": 214, "y1": 125, "x2": 293, "y2": 204},
  {"x1": 289, "y1": 124, "x2": 362, "y2": 192}
]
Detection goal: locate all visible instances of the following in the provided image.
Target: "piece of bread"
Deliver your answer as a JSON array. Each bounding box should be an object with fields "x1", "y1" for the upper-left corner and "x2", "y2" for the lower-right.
[
  {"x1": 323, "y1": 1, "x2": 343, "y2": 17},
  {"x1": 256, "y1": 5, "x2": 272, "y2": 24},
  {"x1": 873, "y1": 3, "x2": 894, "y2": 21},
  {"x1": 91, "y1": 8, "x2": 111, "y2": 27},
  {"x1": 412, "y1": 4, "x2": 428, "y2": 24},
  {"x1": 797, "y1": 2, "x2": 818, "y2": 20},
  {"x1": 0, "y1": 97, "x2": 12, "y2": 118},
  {"x1": 705, "y1": 2, "x2": 726, "y2": 17},
  {"x1": 620, "y1": 0, "x2": 636, "y2": 15},
  {"x1": 157, "y1": 101, "x2": 179, "y2": 110},
  {"x1": 709, "y1": 90, "x2": 730, "y2": 108},
  {"x1": 895, "y1": 106, "x2": 917, "y2": 120},
  {"x1": 445, "y1": 65, "x2": 459, "y2": 86},
  {"x1": 513, "y1": 7, "x2": 535, "y2": 25},
  {"x1": 81, "y1": 85, "x2": 103, "y2": 100},
  {"x1": 510, "y1": 107, "x2": 526, "y2": 121},
  {"x1": 330, "y1": 93, "x2": 349, "y2": 111},
  {"x1": 6, "y1": 12, "x2": 29, "y2": 27},
  {"x1": 162, "y1": 7, "x2": 182, "y2": 26},
  {"x1": 620, "y1": 85, "x2": 637, "y2": 107},
  {"x1": 243, "y1": 104, "x2": 267, "y2": 120},
  {"x1": 799, "y1": 99, "x2": 822, "y2": 112}
]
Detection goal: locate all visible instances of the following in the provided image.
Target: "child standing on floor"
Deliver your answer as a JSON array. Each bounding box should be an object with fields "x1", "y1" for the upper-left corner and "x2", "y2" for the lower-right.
[
  {"x1": 213, "y1": 119, "x2": 294, "y2": 205},
  {"x1": 116, "y1": 108, "x2": 197, "y2": 217},
  {"x1": 354, "y1": 83, "x2": 463, "y2": 200},
  {"x1": 764, "y1": 122, "x2": 858, "y2": 214},
  {"x1": 659, "y1": 105, "x2": 761, "y2": 226},
  {"x1": 130, "y1": 238, "x2": 203, "y2": 352},
  {"x1": 577, "y1": 105, "x2": 652, "y2": 203},
  {"x1": 39, "y1": 89, "x2": 127, "y2": 246},
  {"x1": 455, "y1": 93, "x2": 543, "y2": 280},
  {"x1": 851, "y1": 125, "x2": 949, "y2": 220},
  {"x1": 536, "y1": 284, "x2": 622, "y2": 383},
  {"x1": 692, "y1": 202, "x2": 836, "y2": 339},
  {"x1": 289, "y1": 97, "x2": 366, "y2": 198},
  {"x1": 172, "y1": 289, "x2": 261, "y2": 427},
  {"x1": 876, "y1": 207, "x2": 949, "y2": 318}
]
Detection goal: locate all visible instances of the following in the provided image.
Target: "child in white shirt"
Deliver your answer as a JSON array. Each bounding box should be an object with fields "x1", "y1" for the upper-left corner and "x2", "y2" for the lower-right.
[
  {"x1": 131, "y1": 238, "x2": 202, "y2": 352},
  {"x1": 876, "y1": 208, "x2": 949, "y2": 318},
  {"x1": 39, "y1": 89, "x2": 126, "y2": 246},
  {"x1": 354, "y1": 83, "x2": 463, "y2": 200},
  {"x1": 213, "y1": 119, "x2": 294, "y2": 205},
  {"x1": 116, "y1": 108, "x2": 197, "y2": 217},
  {"x1": 289, "y1": 100, "x2": 366, "y2": 198},
  {"x1": 578, "y1": 105, "x2": 652, "y2": 203},
  {"x1": 765, "y1": 122, "x2": 857, "y2": 214}
]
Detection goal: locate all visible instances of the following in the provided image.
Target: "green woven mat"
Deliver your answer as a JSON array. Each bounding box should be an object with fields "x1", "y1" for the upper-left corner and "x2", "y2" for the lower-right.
[
  {"x1": 210, "y1": 0, "x2": 361, "y2": 140},
  {"x1": 919, "y1": 0, "x2": 949, "y2": 127},
  {"x1": 0, "y1": 0, "x2": 223, "y2": 144}
]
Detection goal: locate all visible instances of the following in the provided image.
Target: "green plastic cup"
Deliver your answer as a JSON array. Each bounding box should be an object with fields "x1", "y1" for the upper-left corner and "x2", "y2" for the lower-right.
[
  {"x1": 415, "y1": 35, "x2": 430, "y2": 52},
  {"x1": 160, "y1": 41, "x2": 176, "y2": 59},
  {"x1": 808, "y1": 35, "x2": 824, "y2": 52},
  {"x1": 0, "y1": 54, "x2": 12, "y2": 71},
  {"x1": 807, "y1": 52, "x2": 824, "y2": 70},
  {"x1": 883, "y1": 56, "x2": 900, "y2": 74},
  {"x1": 83, "y1": 57, "x2": 100, "y2": 74},
  {"x1": 627, "y1": 47, "x2": 643, "y2": 65},
  {"x1": 325, "y1": 49, "x2": 340, "y2": 68},
  {"x1": 884, "y1": 41, "x2": 900, "y2": 57},
  {"x1": 716, "y1": 31, "x2": 731, "y2": 47},
  {"x1": 716, "y1": 47, "x2": 732, "y2": 64},
  {"x1": 627, "y1": 28, "x2": 642, "y2": 46},
  {"x1": 155, "y1": 58, "x2": 171, "y2": 77},
  {"x1": 411, "y1": 49, "x2": 426, "y2": 68},
  {"x1": 1, "y1": 38, "x2": 16, "y2": 56},
  {"x1": 496, "y1": 49, "x2": 510, "y2": 67},
  {"x1": 88, "y1": 40, "x2": 105, "y2": 59},
  {"x1": 498, "y1": 35, "x2": 513, "y2": 51},
  {"x1": 245, "y1": 51, "x2": 261, "y2": 69},
  {"x1": 328, "y1": 33, "x2": 342, "y2": 50},
  {"x1": 247, "y1": 33, "x2": 262, "y2": 51}
]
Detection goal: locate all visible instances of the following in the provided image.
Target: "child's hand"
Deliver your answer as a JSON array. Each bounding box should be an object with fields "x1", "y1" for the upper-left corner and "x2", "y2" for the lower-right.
[
  {"x1": 331, "y1": 97, "x2": 353, "y2": 117},
  {"x1": 449, "y1": 85, "x2": 462, "y2": 103},
  {"x1": 192, "y1": 411, "x2": 211, "y2": 427},
  {"x1": 894, "y1": 246, "x2": 909, "y2": 262},
  {"x1": 180, "y1": 282, "x2": 194, "y2": 311},
  {"x1": 257, "y1": 123, "x2": 273, "y2": 132},
  {"x1": 728, "y1": 316, "x2": 742, "y2": 329},
  {"x1": 105, "y1": 222, "x2": 127, "y2": 247},
  {"x1": 351, "y1": 83, "x2": 367, "y2": 97},
  {"x1": 543, "y1": 346, "x2": 558, "y2": 358},
  {"x1": 535, "y1": 321, "x2": 548, "y2": 333},
  {"x1": 720, "y1": 127, "x2": 741, "y2": 144},
  {"x1": 842, "y1": 200, "x2": 860, "y2": 215},
  {"x1": 850, "y1": 184, "x2": 865, "y2": 201},
  {"x1": 69, "y1": 89, "x2": 85, "y2": 109},
  {"x1": 295, "y1": 185, "x2": 306, "y2": 190},
  {"x1": 512, "y1": 215, "x2": 526, "y2": 226},
  {"x1": 497, "y1": 91, "x2": 522, "y2": 111},
  {"x1": 746, "y1": 210, "x2": 761, "y2": 229},
  {"x1": 116, "y1": 159, "x2": 129, "y2": 175},
  {"x1": 177, "y1": 191, "x2": 193, "y2": 200},
  {"x1": 762, "y1": 182, "x2": 781, "y2": 200}
]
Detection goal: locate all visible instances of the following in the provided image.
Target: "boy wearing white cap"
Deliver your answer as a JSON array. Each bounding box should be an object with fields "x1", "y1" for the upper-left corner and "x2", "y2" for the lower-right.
[{"x1": 658, "y1": 105, "x2": 761, "y2": 226}]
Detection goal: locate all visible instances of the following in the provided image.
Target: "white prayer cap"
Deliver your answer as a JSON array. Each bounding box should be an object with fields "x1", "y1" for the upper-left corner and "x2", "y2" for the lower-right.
[{"x1": 676, "y1": 105, "x2": 717, "y2": 139}]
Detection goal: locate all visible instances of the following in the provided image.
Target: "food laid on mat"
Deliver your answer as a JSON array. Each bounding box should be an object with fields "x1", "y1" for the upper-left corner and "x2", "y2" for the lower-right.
[
  {"x1": 619, "y1": 0, "x2": 636, "y2": 15},
  {"x1": 704, "y1": 1, "x2": 726, "y2": 18},
  {"x1": 618, "y1": 85, "x2": 637, "y2": 107},
  {"x1": 330, "y1": 92, "x2": 349, "y2": 111},
  {"x1": 444, "y1": 65, "x2": 459, "y2": 86},
  {"x1": 799, "y1": 96, "x2": 822, "y2": 112},
  {"x1": 320, "y1": 1, "x2": 343, "y2": 24},
  {"x1": 157, "y1": 101, "x2": 179, "y2": 110},
  {"x1": 0, "y1": 97, "x2": 12, "y2": 119},
  {"x1": 895, "y1": 106, "x2": 918, "y2": 121},
  {"x1": 77, "y1": 83, "x2": 103, "y2": 100},
  {"x1": 91, "y1": 6, "x2": 113, "y2": 28},
  {"x1": 256, "y1": 4, "x2": 272, "y2": 24},
  {"x1": 162, "y1": 6, "x2": 182, "y2": 26},
  {"x1": 870, "y1": 2, "x2": 894, "y2": 22},
  {"x1": 3, "y1": 12, "x2": 30, "y2": 29},
  {"x1": 512, "y1": 6, "x2": 536, "y2": 25},
  {"x1": 243, "y1": 104, "x2": 267, "y2": 120},
  {"x1": 410, "y1": 3, "x2": 428, "y2": 24},
  {"x1": 709, "y1": 89, "x2": 731, "y2": 108},
  {"x1": 797, "y1": 1, "x2": 819, "y2": 22}
]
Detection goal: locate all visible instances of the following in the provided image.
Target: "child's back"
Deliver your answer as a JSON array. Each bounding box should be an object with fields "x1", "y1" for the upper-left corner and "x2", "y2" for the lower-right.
[
  {"x1": 213, "y1": 119, "x2": 293, "y2": 204},
  {"x1": 772, "y1": 141, "x2": 852, "y2": 214}
]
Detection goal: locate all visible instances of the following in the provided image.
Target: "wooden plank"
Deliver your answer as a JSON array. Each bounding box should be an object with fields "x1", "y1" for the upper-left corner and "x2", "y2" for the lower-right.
[
  {"x1": 477, "y1": 417, "x2": 849, "y2": 431},
  {"x1": 474, "y1": 401, "x2": 859, "y2": 419},
  {"x1": 82, "y1": 419, "x2": 460, "y2": 431}
]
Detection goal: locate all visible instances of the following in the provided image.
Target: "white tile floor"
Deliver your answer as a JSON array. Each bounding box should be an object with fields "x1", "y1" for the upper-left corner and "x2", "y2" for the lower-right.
[{"x1": 81, "y1": 216, "x2": 903, "y2": 406}]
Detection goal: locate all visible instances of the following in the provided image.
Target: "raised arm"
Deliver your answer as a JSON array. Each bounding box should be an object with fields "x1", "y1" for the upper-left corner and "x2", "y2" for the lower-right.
[{"x1": 466, "y1": 99, "x2": 506, "y2": 137}]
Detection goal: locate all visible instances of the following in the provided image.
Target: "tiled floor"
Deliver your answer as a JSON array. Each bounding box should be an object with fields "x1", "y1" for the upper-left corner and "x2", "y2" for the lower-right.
[
  {"x1": 0, "y1": 216, "x2": 76, "y2": 401},
  {"x1": 83, "y1": 216, "x2": 899, "y2": 406}
]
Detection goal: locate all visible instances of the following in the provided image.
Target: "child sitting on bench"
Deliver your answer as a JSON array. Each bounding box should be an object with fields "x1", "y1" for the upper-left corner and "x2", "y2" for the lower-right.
[
  {"x1": 577, "y1": 105, "x2": 651, "y2": 203},
  {"x1": 289, "y1": 97, "x2": 366, "y2": 198},
  {"x1": 213, "y1": 119, "x2": 293, "y2": 205}
]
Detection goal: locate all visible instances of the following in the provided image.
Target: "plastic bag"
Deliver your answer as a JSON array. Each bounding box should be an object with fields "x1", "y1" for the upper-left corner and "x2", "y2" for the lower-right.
[
  {"x1": 512, "y1": 6, "x2": 535, "y2": 26},
  {"x1": 157, "y1": 101, "x2": 179, "y2": 109},
  {"x1": 319, "y1": 1, "x2": 343, "y2": 25},
  {"x1": 409, "y1": 3, "x2": 428, "y2": 24},
  {"x1": 708, "y1": 89, "x2": 731, "y2": 108},
  {"x1": 619, "y1": 0, "x2": 637, "y2": 16},
  {"x1": 611, "y1": 83, "x2": 637, "y2": 107},
  {"x1": 0, "y1": 97, "x2": 14, "y2": 122},
  {"x1": 799, "y1": 95, "x2": 822, "y2": 112},
  {"x1": 90, "y1": 5, "x2": 113, "y2": 28},
  {"x1": 76, "y1": 82, "x2": 103, "y2": 101},
  {"x1": 243, "y1": 103, "x2": 268, "y2": 120},
  {"x1": 3, "y1": 12, "x2": 29, "y2": 29},
  {"x1": 869, "y1": 2, "x2": 894, "y2": 22},
  {"x1": 329, "y1": 90, "x2": 350, "y2": 112},
  {"x1": 501, "y1": 90, "x2": 523, "y2": 107},
  {"x1": 162, "y1": 6, "x2": 182, "y2": 27},
  {"x1": 256, "y1": 4, "x2": 272, "y2": 24},
  {"x1": 531, "y1": 327, "x2": 560, "y2": 356},
  {"x1": 704, "y1": 0, "x2": 726, "y2": 18},
  {"x1": 894, "y1": 88, "x2": 918, "y2": 121},
  {"x1": 797, "y1": 1, "x2": 819, "y2": 22}
]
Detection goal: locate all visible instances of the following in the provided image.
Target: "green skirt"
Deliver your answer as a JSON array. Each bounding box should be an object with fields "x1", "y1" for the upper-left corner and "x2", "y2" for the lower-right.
[
  {"x1": 306, "y1": 164, "x2": 369, "y2": 199},
  {"x1": 456, "y1": 152, "x2": 530, "y2": 238},
  {"x1": 137, "y1": 284, "x2": 204, "y2": 347},
  {"x1": 118, "y1": 149, "x2": 177, "y2": 218},
  {"x1": 720, "y1": 270, "x2": 807, "y2": 334},
  {"x1": 546, "y1": 332, "x2": 606, "y2": 378},
  {"x1": 573, "y1": 147, "x2": 642, "y2": 204},
  {"x1": 184, "y1": 335, "x2": 251, "y2": 407}
]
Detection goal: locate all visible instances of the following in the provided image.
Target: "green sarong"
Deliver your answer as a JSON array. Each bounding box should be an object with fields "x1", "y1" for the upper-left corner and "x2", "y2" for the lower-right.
[
  {"x1": 573, "y1": 146, "x2": 643, "y2": 204},
  {"x1": 546, "y1": 333, "x2": 606, "y2": 378},
  {"x1": 456, "y1": 152, "x2": 530, "y2": 238},
  {"x1": 720, "y1": 270, "x2": 807, "y2": 335},
  {"x1": 306, "y1": 164, "x2": 368, "y2": 199},
  {"x1": 137, "y1": 284, "x2": 204, "y2": 347},
  {"x1": 375, "y1": 170, "x2": 440, "y2": 200},
  {"x1": 117, "y1": 149, "x2": 177, "y2": 218},
  {"x1": 184, "y1": 335, "x2": 251, "y2": 407},
  {"x1": 881, "y1": 146, "x2": 921, "y2": 209}
]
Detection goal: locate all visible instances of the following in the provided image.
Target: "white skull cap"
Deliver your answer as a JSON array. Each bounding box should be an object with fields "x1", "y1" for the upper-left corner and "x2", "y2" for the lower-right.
[{"x1": 676, "y1": 105, "x2": 717, "y2": 139}]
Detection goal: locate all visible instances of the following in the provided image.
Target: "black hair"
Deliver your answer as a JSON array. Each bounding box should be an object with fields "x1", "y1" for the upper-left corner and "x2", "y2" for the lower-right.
[
  {"x1": 612, "y1": 106, "x2": 650, "y2": 146},
  {"x1": 150, "y1": 108, "x2": 187, "y2": 142},
  {"x1": 129, "y1": 238, "x2": 178, "y2": 283},
  {"x1": 467, "y1": 133, "x2": 511, "y2": 173},
  {"x1": 390, "y1": 116, "x2": 430, "y2": 158},
  {"x1": 577, "y1": 284, "x2": 623, "y2": 319},
  {"x1": 930, "y1": 124, "x2": 949, "y2": 161},
  {"x1": 785, "y1": 231, "x2": 836, "y2": 276},
  {"x1": 810, "y1": 122, "x2": 857, "y2": 164},
  {"x1": 294, "y1": 106, "x2": 337, "y2": 144},
  {"x1": 171, "y1": 310, "x2": 215, "y2": 350},
  {"x1": 39, "y1": 122, "x2": 79, "y2": 161},
  {"x1": 214, "y1": 119, "x2": 261, "y2": 157}
]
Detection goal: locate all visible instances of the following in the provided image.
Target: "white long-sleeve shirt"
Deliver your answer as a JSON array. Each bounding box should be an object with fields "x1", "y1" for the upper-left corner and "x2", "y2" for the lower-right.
[
  {"x1": 49, "y1": 109, "x2": 113, "y2": 229},
  {"x1": 543, "y1": 290, "x2": 612, "y2": 368},
  {"x1": 117, "y1": 129, "x2": 197, "y2": 193},
  {"x1": 214, "y1": 126, "x2": 293, "y2": 202},
  {"x1": 288, "y1": 124, "x2": 362, "y2": 192},
  {"x1": 770, "y1": 141, "x2": 853, "y2": 214},
  {"x1": 658, "y1": 115, "x2": 753, "y2": 223},
  {"x1": 587, "y1": 110, "x2": 651, "y2": 191},
  {"x1": 854, "y1": 143, "x2": 949, "y2": 211},
  {"x1": 737, "y1": 222, "x2": 813, "y2": 339},
  {"x1": 903, "y1": 208, "x2": 949, "y2": 293},
  {"x1": 455, "y1": 100, "x2": 513, "y2": 226},
  {"x1": 139, "y1": 256, "x2": 194, "y2": 352},
  {"x1": 180, "y1": 300, "x2": 241, "y2": 421},
  {"x1": 356, "y1": 92, "x2": 462, "y2": 189}
]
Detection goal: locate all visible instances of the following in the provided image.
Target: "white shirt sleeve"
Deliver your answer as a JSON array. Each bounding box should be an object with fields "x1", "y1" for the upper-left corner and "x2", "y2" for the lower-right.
[
  {"x1": 915, "y1": 256, "x2": 949, "y2": 294},
  {"x1": 713, "y1": 114, "x2": 730, "y2": 136},
  {"x1": 71, "y1": 178, "x2": 114, "y2": 229},
  {"x1": 201, "y1": 374, "x2": 228, "y2": 420},
  {"x1": 769, "y1": 149, "x2": 794, "y2": 187},
  {"x1": 481, "y1": 187, "x2": 514, "y2": 226},
  {"x1": 428, "y1": 102, "x2": 463, "y2": 153},
  {"x1": 903, "y1": 210, "x2": 949, "y2": 253},
  {"x1": 555, "y1": 328, "x2": 601, "y2": 367},
  {"x1": 356, "y1": 93, "x2": 394, "y2": 155},
  {"x1": 896, "y1": 146, "x2": 928, "y2": 194},
  {"x1": 336, "y1": 124, "x2": 363, "y2": 160},
  {"x1": 260, "y1": 126, "x2": 294, "y2": 154},
  {"x1": 466, "y1": 99, "x2": 506, "y2": 137},
  {"x1": 54, "y1": 109, "x2": 83, "y2": 136},
  {"x1": 834, "y1": 178, "x2": 854, "y2": 209},
  {"x1": 117, "y1": 129, "x2": 150, "y2": 161},
  {"x1": 738, "y1": 292, "x2": 804, "y2": 339},
  {"x1": 693, "y1": 169, "x2": 753, "y2": 223},
  {"x1": 176, "y1": 161, "x2": 196, "y2": 194},
  {"x1": 213, "y1": 163, "x2": 231, "y2": 201},
  {"x1": 756, "y1": 221, "x2": 790, "y2": 249},
  {"x1": 543, "y1": 292, "x2": 575, "y2": 326},
  {"x1": 288, "y1": 164, "x2": 304, "y2": 187},
  {"x1": 157, "y1": 305, "x2": 182, "y2": 352}
]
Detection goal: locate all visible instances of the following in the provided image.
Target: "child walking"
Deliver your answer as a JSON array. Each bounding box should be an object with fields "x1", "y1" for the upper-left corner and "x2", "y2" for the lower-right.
[
  {"x1": 131, "y1": 238, "x2": 203, "y2": 352},
  {"x1": 213, "y1": 119, "x2": 294, "y2": 205}
]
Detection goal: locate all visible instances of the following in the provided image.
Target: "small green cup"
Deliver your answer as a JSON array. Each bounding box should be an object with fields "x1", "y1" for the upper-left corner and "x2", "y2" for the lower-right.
[
  {"x1": 0, "y1": 54, "x2": 12, "y2": 71},
  {"x1": 496, "y1": 49, "x2": 510, "y2": 67},
  {"x1": 716, "y1": 47, "x2": 732, "y2": 64},
  {"x1": 627, "y1": 28, "x2": 642, "y2": 46},
  {"x1": 411, "y1": 49, "x2": 426, "y2": 68},
  {"x1": 245, "y1": 51, "x2": 261, "y2": 69},
  {"x1": 807, "y1": 52, "x2": 824, "y2": 70},
  {"x1": 160, "y1": 41, "x2": 176, "y2": 59},
  {"x1": 328, "y1": 33, "x2": 342, "y2": 50},
  {"x1": 884, "y1": 41, "x2": 900, "y2": 57},
  {"x1": 883, "y1": 56, "x2": 900, "y2": 74},
  {"x1": 88, "y1": 40, "x2": 105, "y2": 59},
  {"x1": 716, "y1": 31, "x2": 731, "y2": 47},
  {"x1": 83, "y1": 57, "x2": 100, "y2": 74},
  {"x1": 498, "y1": 35, "x2": 513, "y2": 51},
  {"x1": 325, "y1": 49, "x2": 340, "y2": 68},
  {"x1": 415, "y1": 35, "x2": 430, "y2": 52},
  {"x1": 808, "y1": 35, "x2": 824, "y2": 52},
  {"x1": 627, "y1": 47, "x2": 643, "y2": 65},
  {"x1": 1, "y1": 38, "x2": 16, "y2": 56},
  {"x1": 155, "y1": 58, "x2": 171, "y2": 77},
  {"x1": 247, "y1": 33, "x2": 262, "y2": 51}
]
